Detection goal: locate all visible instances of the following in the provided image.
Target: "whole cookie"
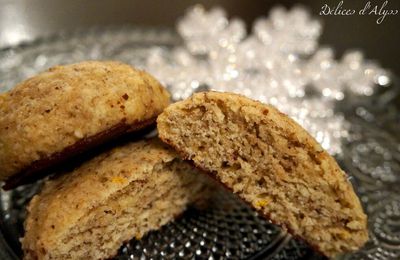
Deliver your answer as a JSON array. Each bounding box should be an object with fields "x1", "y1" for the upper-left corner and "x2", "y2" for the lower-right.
[
  {"x1": 22, "y1": 138, "x2": 209, "y2": 260},
  {"x1": 0, "y1": 61, "x2": 170, "y2": 189},
  {"x1": 157, "y1": 91, "x2": 368, "y2": 258}
]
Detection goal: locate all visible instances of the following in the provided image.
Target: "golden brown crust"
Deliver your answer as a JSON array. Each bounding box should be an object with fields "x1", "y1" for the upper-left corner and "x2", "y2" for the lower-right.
[
  {"x1": 157, "y1": 91, "x2": 368, "y2": 258},
  {"x1": 0, "y1": 61, "x2": 170, "y2": 185}
]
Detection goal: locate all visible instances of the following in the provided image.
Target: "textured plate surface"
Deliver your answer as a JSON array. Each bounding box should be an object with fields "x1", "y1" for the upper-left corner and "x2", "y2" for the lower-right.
[{"x1": 0, "y1": 26, "x2": 399, "y2": 260}]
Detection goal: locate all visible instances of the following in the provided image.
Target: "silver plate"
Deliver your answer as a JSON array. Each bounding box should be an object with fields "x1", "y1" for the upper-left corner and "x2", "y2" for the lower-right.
[{"x1": 0, "y1": 26, "x2": 399, "y2": 260}]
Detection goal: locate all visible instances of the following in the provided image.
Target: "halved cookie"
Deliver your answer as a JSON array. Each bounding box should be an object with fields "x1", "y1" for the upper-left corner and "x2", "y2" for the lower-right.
[
  {"x1": 0, "y1": 61, "x2": 170, "y2": 189},
  {"x1": 157, "y1": 91, "x2": 368, "y2": 257},
  {"x1": 22, "y1": 138, "x2": 209, "y2": 260}
]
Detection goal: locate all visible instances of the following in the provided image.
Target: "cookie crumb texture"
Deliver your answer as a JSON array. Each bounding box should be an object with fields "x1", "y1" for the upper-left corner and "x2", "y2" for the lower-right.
[
  {"x1": 157, "y1": 91, "x2": 368, "y2": 257},
  {"x1": 22, "y1": 139, "x2": 208, "y2": 260},
  {"x1": 0, "y1": 61, "x2": 170, "y2": 183}
]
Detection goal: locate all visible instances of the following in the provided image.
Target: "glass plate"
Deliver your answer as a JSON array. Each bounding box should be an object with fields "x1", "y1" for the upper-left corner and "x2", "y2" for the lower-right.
[{"x1": 0, "y1": 26, "x2": 399, "y2": 260}]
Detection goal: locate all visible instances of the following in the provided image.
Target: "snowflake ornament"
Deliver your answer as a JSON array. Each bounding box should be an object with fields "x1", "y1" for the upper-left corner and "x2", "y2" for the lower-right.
[{"x1": 145, "y1": 5, "x2": 390, "y2": 155}]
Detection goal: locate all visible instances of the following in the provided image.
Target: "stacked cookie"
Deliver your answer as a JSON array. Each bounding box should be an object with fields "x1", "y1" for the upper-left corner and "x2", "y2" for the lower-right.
[
  {"x1": 0, "y1": 61, "x2": 210, "y2": 259},
  {"x1": 0, "y1": 61, "x2": 368, "y2": 259},
  {"x1": 22, "y1": 139, "x2": 208, "y2": 259}
]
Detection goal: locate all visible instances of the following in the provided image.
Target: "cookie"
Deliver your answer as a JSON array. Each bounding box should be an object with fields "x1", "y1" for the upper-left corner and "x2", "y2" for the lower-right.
[
  {"x1": 22, "y1": 138, "x2": 209, "y2": 260},
  {"x1": 157, "y1": 91, "x2": 368, "y2": 257},
  {"x1": 0, "y1": 61, "x2": 170, "y2": 189}
]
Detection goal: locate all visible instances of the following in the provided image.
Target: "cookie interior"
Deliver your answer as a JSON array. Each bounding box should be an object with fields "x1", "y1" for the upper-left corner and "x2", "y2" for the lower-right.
[{"x1": 157, "y1": 92, "x2": 368, "y2": 257}]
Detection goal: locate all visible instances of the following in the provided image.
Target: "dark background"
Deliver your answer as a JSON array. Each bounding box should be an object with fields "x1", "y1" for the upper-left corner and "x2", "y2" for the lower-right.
[{"x1": 1, "y1": 0, "x2": 399, "y2": 75}]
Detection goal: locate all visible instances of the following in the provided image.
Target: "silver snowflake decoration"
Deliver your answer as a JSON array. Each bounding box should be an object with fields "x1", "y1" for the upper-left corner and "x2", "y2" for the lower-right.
[{"x1": 145, "y1": 5, "x2": 390, "y2": 155}]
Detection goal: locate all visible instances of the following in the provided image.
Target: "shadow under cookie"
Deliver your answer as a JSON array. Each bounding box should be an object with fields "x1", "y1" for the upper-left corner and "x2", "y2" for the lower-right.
[{"x1": 3, "y1": 118, "x2": 156, "y2": 190}]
